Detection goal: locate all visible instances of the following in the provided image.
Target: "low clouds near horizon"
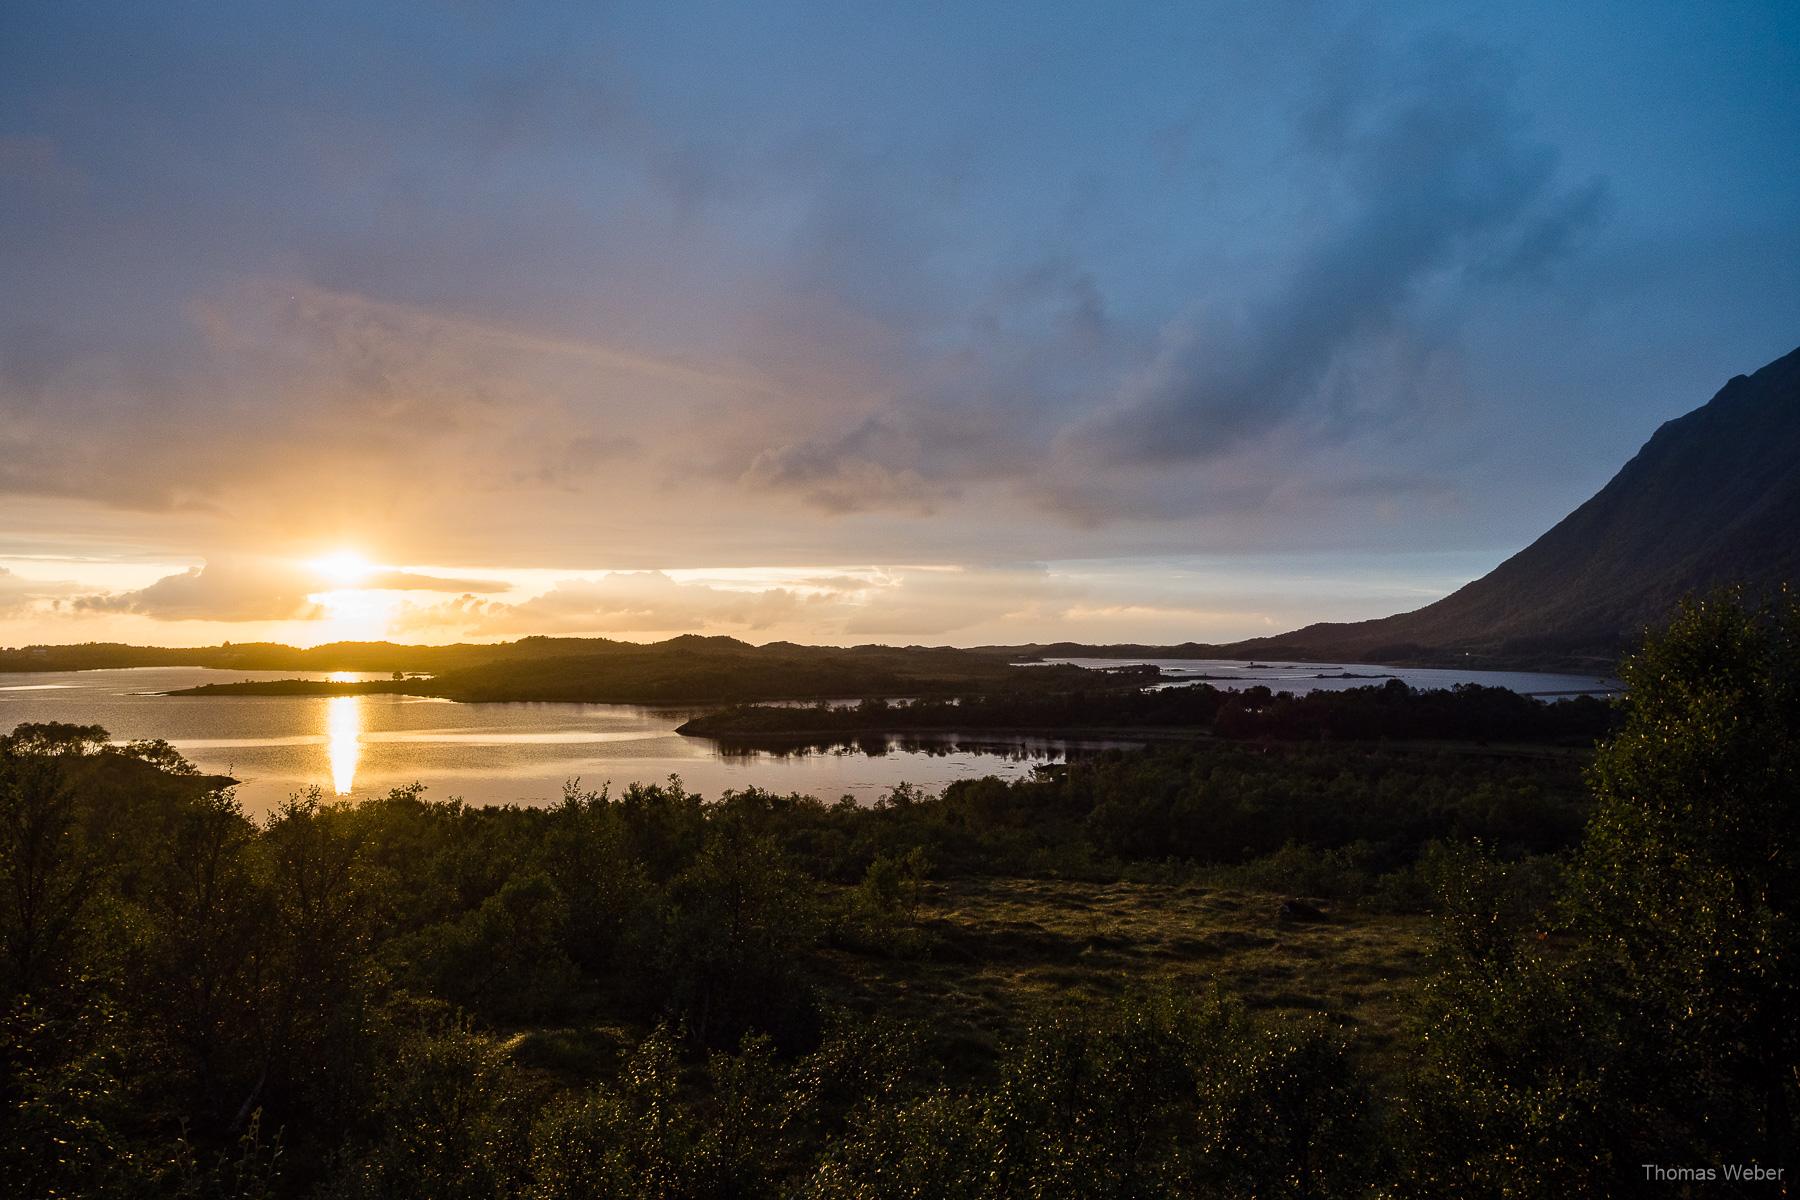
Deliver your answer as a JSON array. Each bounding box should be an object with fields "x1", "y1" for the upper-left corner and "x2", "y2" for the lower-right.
[
  {"x1": 0, "y1": 556, "x2": 1324, "y2": 648},
  {"x1": 71, "y1": 559, "x2": 514, "y2": 623}
]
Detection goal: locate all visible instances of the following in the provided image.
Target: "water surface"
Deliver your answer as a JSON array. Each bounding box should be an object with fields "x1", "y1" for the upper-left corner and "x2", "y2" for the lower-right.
[
  {"x1": 1034, "y1": 657, "x2": 1622, "y2": 697},
  {"x1": 0, "y1": 668, "x2": 1086, "y2": 814},
  {"x1": 1, "y1": 659, "x2": 1622, "y2": 815}
]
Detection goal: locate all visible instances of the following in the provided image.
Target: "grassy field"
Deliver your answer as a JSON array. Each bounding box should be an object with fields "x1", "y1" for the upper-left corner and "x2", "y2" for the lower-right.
[
  {"x1": 505, "y1": 875, "x2": 1437, "y2": 1092},
  {"x1": 820, "y1": 876, "x2": 1435, "y2": 1075}
]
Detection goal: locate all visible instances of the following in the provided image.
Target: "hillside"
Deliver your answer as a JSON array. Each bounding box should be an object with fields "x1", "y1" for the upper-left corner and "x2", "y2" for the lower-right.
[{"x1": 1218, "y1": 345, "x2": 1800, "y2": 668}]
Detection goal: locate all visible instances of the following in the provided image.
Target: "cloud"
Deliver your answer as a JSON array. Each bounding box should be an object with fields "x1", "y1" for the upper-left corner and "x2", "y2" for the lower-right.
[
  {"x1": 259, "y1": 283, "x2": 788, "y2": 401},
  {"x1": 1065, "y1": 36, "x2": 1607, "y2": 472},
  {"x1": 732, "y1": 273, "x2": 1124, "y2": 517},
  {"x1": 475, "y1": 571, "x2": 816, "y2": 634},
  {"x1": 733, "y1": 33, "x2": 1608, "y2": 530},
  {"x1": 395, "y1": 565, "x2": 1075, "y2": 641},
  {"x1": 72, "y1": 557, "x2": 513, "y2": 622},
  {"x1": 835, "y1": 565, "x2": 1068, "y2": 637},
  {"x1": 741, "y1": 423, "x2": 945, "y2": 515},
  {"x1": 0, "y1": 274, "x2": 777, "y2": 531},
  {"x1": 0, "y1": 567, "x2": 81, "y2": 618},
  {"x1": 25, "y1": 0, "x2": 1788, "y2": 605},
  {"x1": 75, "y1": 560, "x2": 326, "y2": 622},
  {"x1": 363, "y1": 569, "x2": 513, "y2": 593}
]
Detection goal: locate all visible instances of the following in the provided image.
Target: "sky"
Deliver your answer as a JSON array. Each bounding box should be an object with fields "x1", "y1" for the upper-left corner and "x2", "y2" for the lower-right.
[{"x1": 1, "y1": 0, "x2": 1796, "y2": 648}]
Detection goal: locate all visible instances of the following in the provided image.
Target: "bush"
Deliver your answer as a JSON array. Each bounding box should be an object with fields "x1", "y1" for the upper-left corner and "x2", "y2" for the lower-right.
[
  {"x1": 406, "y1": 871, "x2": 582, "y2": 1022},
  {"x1": 809, "y1": 991, "x2": 1376, "y2": 1199},
  {"x1": 322, "y1": 1005, "x2": 528, "y2": 1200},
  {"x1": 1195, "y1": 1015, "x2": 1374, "y2": 1198},
  {"x1": 1401, "y1": 593, "x2": 1800, "y2": 1188},
  {"x1": 527, "y1": 1027, "x2": 787, "y2": 1200},
  {"x1": 657, "y1": 821, "x2": 821, "y2": 1047}
]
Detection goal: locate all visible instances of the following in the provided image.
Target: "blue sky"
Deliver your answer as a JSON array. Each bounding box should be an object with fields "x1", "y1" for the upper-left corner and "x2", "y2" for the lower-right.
[{"x1": 0, "y1": 0, "x2": 1795, "y2": 645}]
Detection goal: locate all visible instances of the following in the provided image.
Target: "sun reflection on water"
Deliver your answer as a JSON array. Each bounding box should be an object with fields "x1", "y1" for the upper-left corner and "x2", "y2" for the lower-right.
[{"x1": 327, "y1": 695, "x2": 361, "y2": 795}]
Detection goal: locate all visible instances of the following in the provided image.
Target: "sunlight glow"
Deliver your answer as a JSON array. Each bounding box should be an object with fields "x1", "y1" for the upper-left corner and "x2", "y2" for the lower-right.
[
  {"x1": 308, "y1": 589, "x2": 400, "y2": 642},
  {"x1": 311, "y1": 549, "x2": 375, "y2": 586},
  {"x1": 327, "y1": 694, "x2": 361, "y2": 795}
]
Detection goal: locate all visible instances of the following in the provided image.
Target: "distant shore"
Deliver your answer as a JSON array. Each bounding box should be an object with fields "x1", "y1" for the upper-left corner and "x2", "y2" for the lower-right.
[{"x1": 161, "y1": 678, "x2": 422, "y2": 698}]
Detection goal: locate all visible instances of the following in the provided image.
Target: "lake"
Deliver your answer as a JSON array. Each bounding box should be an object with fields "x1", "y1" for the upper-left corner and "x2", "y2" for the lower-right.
[
  {"x1": 0, "y1": 668, "x2": 1122, "y2": 814},
  {"x1": 1036, "y1": 657, "x2": 1623, "y2": 698},
  {"x1": 0, "y1": 660, "x2": 1622, "y2": 815}
]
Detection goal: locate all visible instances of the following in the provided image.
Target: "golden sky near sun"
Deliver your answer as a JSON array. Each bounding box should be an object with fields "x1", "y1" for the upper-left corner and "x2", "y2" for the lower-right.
[{"x1": 0, "y1": 542, "x2": 1484, "y2": 650}]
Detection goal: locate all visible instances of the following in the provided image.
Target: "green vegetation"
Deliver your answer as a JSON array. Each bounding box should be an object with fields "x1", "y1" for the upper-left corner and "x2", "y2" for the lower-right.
[
  {"x1": 0, "y1": 634, "x2": 1287, "y2": 677},
  {"x1": 3, "y1": 594, "x2": 1794, "y2": 1195},
  {"x1": 678, "y1": 679, "x2": 1616, "y2": 745},
  {"x1": 155, "y1": 637, "x2": 1153, "y2": 704},
  {"x1": 164, "y1": 678, "x2": 420, "y2": 697},
  {"x1": 828, "y1": 877, "x2": 1435, "y2": 1068}
]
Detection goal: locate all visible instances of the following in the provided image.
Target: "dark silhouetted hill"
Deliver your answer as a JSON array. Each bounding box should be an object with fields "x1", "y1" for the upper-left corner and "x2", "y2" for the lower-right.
[{"x1": 1222, "y1": 345, "x2": 1800, "y2": 667}]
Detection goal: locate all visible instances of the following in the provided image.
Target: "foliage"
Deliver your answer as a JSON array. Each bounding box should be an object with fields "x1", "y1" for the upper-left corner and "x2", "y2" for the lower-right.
[
  {"x1": 809, "y1": 991, "x2": 1375, "y2": 1199},
  {"x1": 321, "y1": 1005, "x2": 528, "y2": 1200},
  {"x1": 1572, "y1": 591, "x2": 1799, "y2": 1167},
  {"x1": 657, "y1": 817, "x2": 822, "y2": 1047},
  {"x1": 526, "y1": 1027, "x2": 788, "y2": 1200},
  {"x1": 680, "y1": 679, "x2": 1616, "y2": 745},
  {"x1": 2, "y1": 594, "x2": 1793, "y2": 1195},
  {"x1": 1400, "y1": 592, "x2": 1800, "y2": 1191},
  {"x1": 157, "y1": 639, "x2": 1143, "y2": 705}
]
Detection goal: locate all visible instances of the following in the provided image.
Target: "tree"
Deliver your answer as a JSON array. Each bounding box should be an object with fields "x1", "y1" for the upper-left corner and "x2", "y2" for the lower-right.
[
  {"x1": 1404, "y1": 591, "x2": 1800, "y2": 1189},
  {"x1": 120, "y1": 737, "x2": 200, "y2": 775},
  {"x1": 415, "y1": 871, "x2": 580, "y2": 1022},
  {"x1": 1571, "y1": 590, "x2": 1799, "y2": 1168},
  {"x1": 659, "y1": 819, "x2": 819, "y2": 1046},
  {"x1": 527, "y1": 1026, "x2": 786, "y2": 1200},
  {"x1": 2, "y1": 722, "x2": 110, "y2": 758},
  {"x1": 134, "y1": 786, "x2": 269, "y2": 1129},
  {"x1": 0, "y1": 747, "x2": 105, "y2": 996},
  {"x1": 251, "y1": 790, "x2": 377, "y2": 1129}
]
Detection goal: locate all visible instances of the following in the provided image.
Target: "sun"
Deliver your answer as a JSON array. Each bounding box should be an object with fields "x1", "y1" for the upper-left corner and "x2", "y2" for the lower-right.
[{"x1": 311, "y1": 549, "x2": 375, "y2": 587}]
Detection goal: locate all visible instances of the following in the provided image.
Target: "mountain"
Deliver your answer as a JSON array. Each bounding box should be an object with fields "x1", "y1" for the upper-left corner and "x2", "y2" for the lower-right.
[{"x1": 1221, "y1": 345, "x2": 1800, "y2": 669}]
